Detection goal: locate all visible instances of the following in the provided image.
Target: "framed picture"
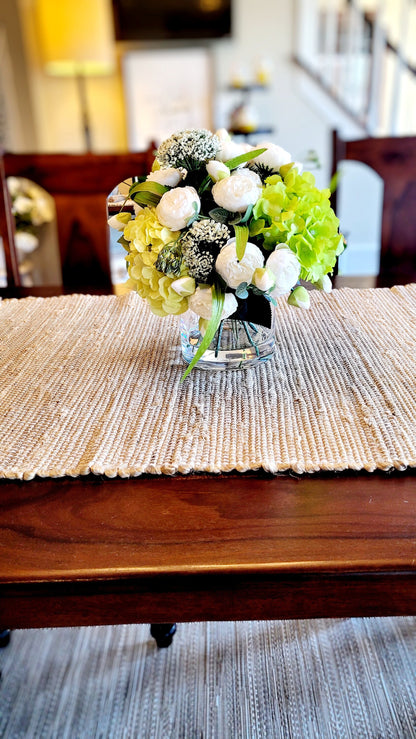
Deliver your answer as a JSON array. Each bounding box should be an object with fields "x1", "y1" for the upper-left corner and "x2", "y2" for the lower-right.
[{"x1": 122, "y1": 47, "x2": 213, "y2": 150}]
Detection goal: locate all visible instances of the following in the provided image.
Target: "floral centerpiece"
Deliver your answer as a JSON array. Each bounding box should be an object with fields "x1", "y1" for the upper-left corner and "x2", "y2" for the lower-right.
[{"x1": 108, "y1": 128, "x2": 344, "y2": 379}]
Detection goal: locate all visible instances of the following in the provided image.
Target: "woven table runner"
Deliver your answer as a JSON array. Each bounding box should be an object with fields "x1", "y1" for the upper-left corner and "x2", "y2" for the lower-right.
[{"x1": 1, "y1": 285, "x2": 416, "y2": 479}]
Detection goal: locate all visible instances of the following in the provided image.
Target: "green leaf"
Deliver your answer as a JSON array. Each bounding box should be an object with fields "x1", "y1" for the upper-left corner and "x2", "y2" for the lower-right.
[
  {"x1": 209, "y1": 207, "x2": 230, "y2": 224},
  {"x1": 234, "y1": 224, "x2": 249, "y2": 261},
  {"x1": 117, "y1": 235, "x2": 130, "y2": 252},
  {"x1": 131, "y1": 191, "x2": 161, "y2": 207},
  {"x1": 198, "y1": 175, "x2": 212, "y2": 194},
  {"x1": 239, "y1": 203, "x2": 254, "y2": 224},
  {"x1": 224, "y1": 147, "x2": 267, "y2": 170},
  {"x1": 180, "y1": 286, "x2": 225, "y2": 382},
  {"x1": 249, "y1": 218, "x2": 265, "y2": 237},
  {"x1": 129, "y1": 180, "x2": 169, "y2": 197},
  {"x1": 235, "y1": 282, "x2": 249, "y2": 299}
]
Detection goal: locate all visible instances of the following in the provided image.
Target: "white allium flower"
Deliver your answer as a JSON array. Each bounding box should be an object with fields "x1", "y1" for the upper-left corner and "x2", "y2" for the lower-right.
[
  {"x1": 14, "y1": 231, "x2": 39, "y2": 253},
  {"x1": 206, "y1": 160, "x2": 230, "y2": 182},
  {"x1": 107, "y1": 212, "x2": 132, "y2": 231},
  {"x1": 212, "y1": 172, "x2": 262, "y2": 213},
  {"x1": 147, "y1": 168, "x2": 182, "y2": 187},
  {"x1": 252, "y1": 266, "x2": 275, "y2": 292},
  {"x1": 266, "y1": 246, "x2": 301, "y2": 296},
  {"x1": 189, "y1": 286, "x2": 238, "y2": 320},
  {"x1": 250, "y1": 141, "x2": 292, "y2": 172},
  {"x1": 156, "y1": 186, "x2": 200, "y2": 230},
  {"x1": 215, "y1": 239, "x2": 264, "y2": 289}
]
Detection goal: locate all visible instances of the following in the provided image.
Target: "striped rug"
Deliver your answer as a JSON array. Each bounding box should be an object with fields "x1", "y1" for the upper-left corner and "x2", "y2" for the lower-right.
[{"x1": 1, "y1": 618, "x2": 415, "y2": 738}]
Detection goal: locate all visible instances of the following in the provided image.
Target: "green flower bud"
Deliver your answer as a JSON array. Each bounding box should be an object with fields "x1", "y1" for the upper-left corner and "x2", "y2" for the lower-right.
[{"x1": 288, "y1": 285, "x2": 310, "y2": 309}]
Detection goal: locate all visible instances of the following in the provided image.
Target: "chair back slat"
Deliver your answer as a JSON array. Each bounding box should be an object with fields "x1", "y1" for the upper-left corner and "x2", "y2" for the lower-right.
[{"x1": 331, "y1": 131, "x2": 416, "y2": 288}]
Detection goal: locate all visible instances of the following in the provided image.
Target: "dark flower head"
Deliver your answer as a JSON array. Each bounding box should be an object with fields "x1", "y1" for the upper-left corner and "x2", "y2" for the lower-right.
[{"x1": 181, "y1": 220, "x2": 230, "y2": 282}]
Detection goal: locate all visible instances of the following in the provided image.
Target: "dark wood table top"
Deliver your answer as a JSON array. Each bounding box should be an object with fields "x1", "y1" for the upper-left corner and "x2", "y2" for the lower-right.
[{"x1": 1, "y1": 469, "x2": 416, "y2": 629}]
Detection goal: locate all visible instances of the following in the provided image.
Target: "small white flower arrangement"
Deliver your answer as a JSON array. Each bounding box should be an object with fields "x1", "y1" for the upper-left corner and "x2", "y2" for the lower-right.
[
  {"x1": 109, "y1": 128, "x2": 344, "y2": 377},
  {"x1": 7, "y1": 176, "x2": 54, "y2": 256}
]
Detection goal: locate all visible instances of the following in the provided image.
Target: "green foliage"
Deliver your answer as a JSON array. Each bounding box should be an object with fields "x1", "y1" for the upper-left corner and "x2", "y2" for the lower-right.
[
  {"x1": 129, "y1": 180, "x2": 169, "y2": 207},
  {"x1": 224, "y1": 147, "x2": 266, "y2": 170},
  {"x1": 180, "y1": 285, "x2": 225, "y2": 381},
  {"x1": 252, "y1": 167, "x2": 345, "y2": 282},
  {"x1": 234, "y1": 224, "x2": 249, "y2": 261}
]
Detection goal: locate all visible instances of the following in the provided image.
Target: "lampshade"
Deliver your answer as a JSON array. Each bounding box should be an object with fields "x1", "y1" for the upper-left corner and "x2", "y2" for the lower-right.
[{"x1": 36, "y1": 0, "x2": 115, "y2": 76}]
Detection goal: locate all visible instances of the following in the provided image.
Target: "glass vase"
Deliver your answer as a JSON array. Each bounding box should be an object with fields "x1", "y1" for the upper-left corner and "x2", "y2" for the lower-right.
[{"x1": 179, "y1": 309, "x2": 275, "y2": 371}]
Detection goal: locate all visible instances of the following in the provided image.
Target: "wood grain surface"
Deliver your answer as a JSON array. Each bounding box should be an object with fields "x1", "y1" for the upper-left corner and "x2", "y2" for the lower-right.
[{"x1": 1, "y1": 471, "x2": 416, "y2": 628}]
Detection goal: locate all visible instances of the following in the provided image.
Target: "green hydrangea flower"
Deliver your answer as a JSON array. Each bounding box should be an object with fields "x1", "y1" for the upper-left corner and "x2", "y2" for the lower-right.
[{"x1": 252, "y1": 167, "x2": 344, "y2": 282}]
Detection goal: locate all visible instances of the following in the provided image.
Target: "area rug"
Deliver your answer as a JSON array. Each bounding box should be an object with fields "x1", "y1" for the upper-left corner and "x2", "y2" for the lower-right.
[{"x1": 1, "y1": 618, "x2": 415, "y2": 738}]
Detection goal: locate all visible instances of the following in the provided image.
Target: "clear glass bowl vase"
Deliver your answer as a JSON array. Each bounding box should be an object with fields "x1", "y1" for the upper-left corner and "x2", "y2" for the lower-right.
[{"x1": 179, "y1": 309, "x2": 275, "y2": 371}]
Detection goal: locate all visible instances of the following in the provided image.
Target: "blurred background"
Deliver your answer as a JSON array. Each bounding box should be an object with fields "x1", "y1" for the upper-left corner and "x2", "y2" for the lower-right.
[{"x1": 1, "y1": 0, "x2": 416, "y2": 285}]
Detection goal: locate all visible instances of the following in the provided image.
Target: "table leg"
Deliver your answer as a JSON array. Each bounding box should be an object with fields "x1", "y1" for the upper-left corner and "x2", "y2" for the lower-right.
[
  {"x1": 150, "y1": 623, "x2": 177, "y2": 648},
  {"x1": 0, "y1": 629, "x2": 11, "y2": 648}
]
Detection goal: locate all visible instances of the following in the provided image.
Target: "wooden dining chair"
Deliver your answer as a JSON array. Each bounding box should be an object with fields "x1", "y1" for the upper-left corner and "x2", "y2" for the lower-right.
[
  {"x1": 0, "y1": 146, "x2": 156, "y2": 294},
  {"x1": 331, "y1": 130, "x2": 416, "y2": 287}
]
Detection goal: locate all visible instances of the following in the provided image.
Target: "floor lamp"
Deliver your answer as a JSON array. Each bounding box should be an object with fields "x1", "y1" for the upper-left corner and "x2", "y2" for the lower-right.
[{"x1": 35, "y1": 0, "x2": 115, "y2": 152}]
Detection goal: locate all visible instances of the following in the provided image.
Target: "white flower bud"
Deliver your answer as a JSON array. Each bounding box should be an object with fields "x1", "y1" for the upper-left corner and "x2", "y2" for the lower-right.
[
  {"x1": 215, "y1": 239, "x2": 264, "y2": 289},
  {"x1": 107, "y1": 212, "x2": 132, "y2": 231},
  {"x1": 314, "y1": 275, "x2": 332, "y2": 293},
  {"x1": 212, "y1": 173, "x2": 262, "y2": 213},
  {"x1": 267, "y1": 246, "x2": 301, "y2": 296},
  {"x1": 147, "y1": 168, "x2": 182, "y2": 187},
  {"x1": 206, "y1": 160, "x2": 230, "y2": 182},
  {"x1": 189, "y1": 286, "x2": 238, "y2": 320},
  {"x1": 288, "y1": 285, "x2": 310, "y2": 309},
  {"x1": 216, "y1": 140, "x2": 251, "y2": 164},
  {"x1": 250, "y1": 141, "x2": 292, "y2": 172},
  {"x1": 171, "y1": 276, "x2": 196, "y2": 297},
  {"x1": 252, "y1": 266, "x2": 275, "y2": 292},
  {"x1": 156, "y1": 186, "x2": 200, "y2": 231}
]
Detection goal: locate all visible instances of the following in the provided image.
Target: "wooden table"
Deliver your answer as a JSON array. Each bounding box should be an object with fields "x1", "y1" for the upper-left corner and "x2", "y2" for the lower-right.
[
  {"x1": 1, "y1": 285, "x2": 416, "y2": 645},
  {"x1": 1, "y1": 469, "x2": 416, "y2": 645}
]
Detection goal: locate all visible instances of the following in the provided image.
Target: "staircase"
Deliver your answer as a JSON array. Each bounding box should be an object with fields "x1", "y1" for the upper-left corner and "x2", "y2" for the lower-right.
[{"x1": 294, "y1": 0, "x2": 416, "y2": 136}]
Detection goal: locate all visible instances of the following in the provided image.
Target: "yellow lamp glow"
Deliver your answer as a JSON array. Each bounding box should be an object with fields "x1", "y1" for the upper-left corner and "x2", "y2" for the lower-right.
[
  {"x1": 36, "y1": 0, "x2": 115, "y2": 76},
  {"x1": 35, "y1": 0, "x2": 115, "y2": 149}
]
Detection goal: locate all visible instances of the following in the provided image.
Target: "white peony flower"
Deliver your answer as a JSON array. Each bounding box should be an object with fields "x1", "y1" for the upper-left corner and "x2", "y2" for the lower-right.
[
  {"x1": 266, "y1": 246, "x2": 301, "y2": 296},
  {"x1": 250, "y1": 141, "x2": 292, "y2": 172},
  {"x1": 215, "y1": 239, "x2": 264, "y2": 289},
  {"x1": 14, "y1": 231, "x2": 39, "y2": 253},
  {"x1": 232, "y1": 168, "x2": 262, "y2": 186},
  {"x1": 189, "y1": 286, "x2": 238, "y2": 320},
  {"x1": 107, "y1": 211, "x2": 132, "y2": 231},
  {"x1": 252, "y1": 266, "x2": 275, "y2": 292},
  {"x1": 147, "y1": 167, "x2": 182, "y2": 187},
  {"x1": 206, "y1": 160, "x2": 230, "y2": 182},
  {"x1": 156, "y1": 186, "x2": 200, "y2": 231},
  {"x1": 212, "y1": 172, "x2": 262, "y2": 213}
]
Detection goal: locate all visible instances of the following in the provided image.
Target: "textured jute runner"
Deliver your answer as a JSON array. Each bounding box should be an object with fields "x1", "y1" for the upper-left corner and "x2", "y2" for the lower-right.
[{"x1": 1, "y1": 285, "x2": 415, "y2": 480}]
